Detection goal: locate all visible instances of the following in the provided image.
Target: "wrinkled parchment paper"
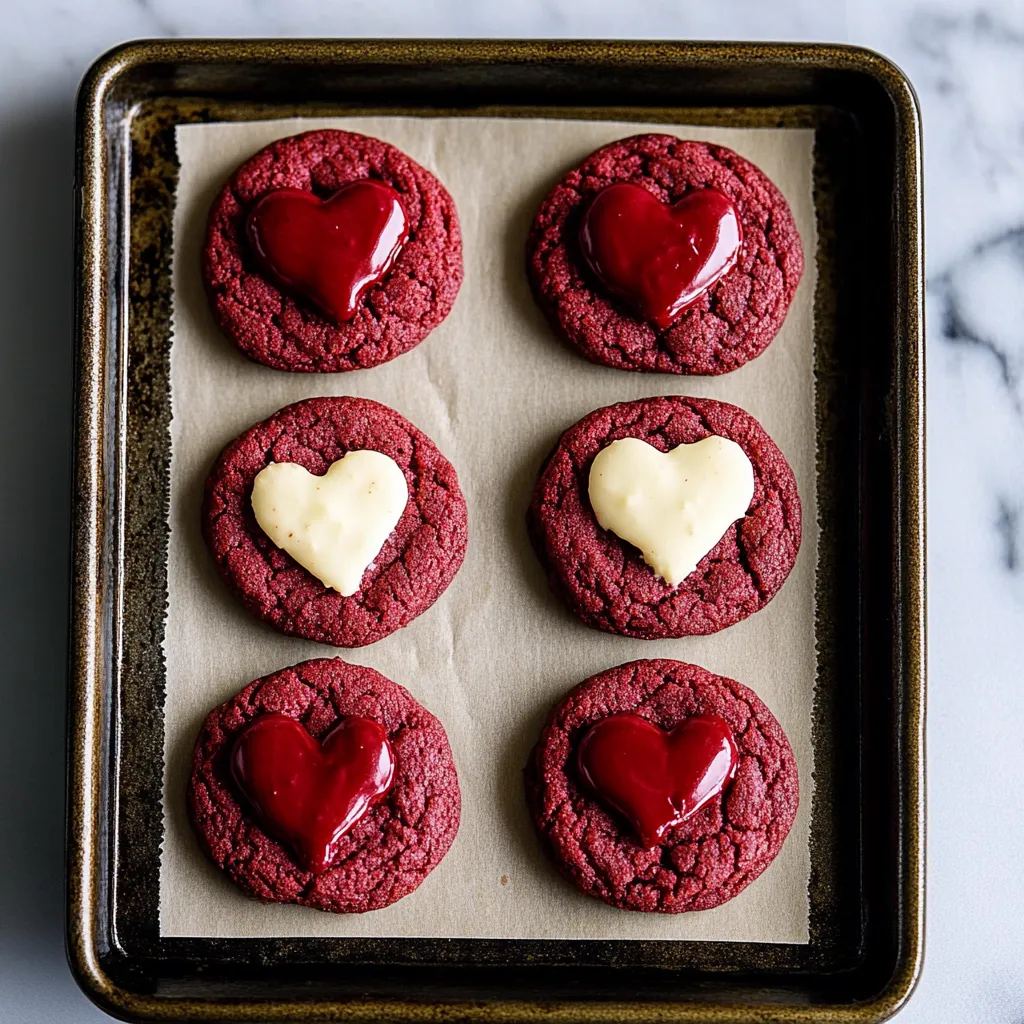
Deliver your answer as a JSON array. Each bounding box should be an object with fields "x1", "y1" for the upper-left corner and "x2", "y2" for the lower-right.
[{"x1": 161, "y1": 116, "x2": 817, "y2": 942}]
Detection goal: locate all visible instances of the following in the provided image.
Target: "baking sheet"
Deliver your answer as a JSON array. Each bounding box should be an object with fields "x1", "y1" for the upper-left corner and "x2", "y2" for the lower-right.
[{"x1": 160, "y1": 115, "x2": 818, "y2": 942}]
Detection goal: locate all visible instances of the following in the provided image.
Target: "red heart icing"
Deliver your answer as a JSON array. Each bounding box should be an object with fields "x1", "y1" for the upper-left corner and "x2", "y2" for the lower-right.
[
  {"x1": 245, "y1": 180, "x2": 409, "y2": 323},
  {"x1": 230, "y1": 712, "x2": 395, "y2": 873},
  {"x1": 577, "y1": 713, "x2": 738, "y2": 847},
  {"x1": 578, "y1": 183, "x2": 742, "y2": 329}
]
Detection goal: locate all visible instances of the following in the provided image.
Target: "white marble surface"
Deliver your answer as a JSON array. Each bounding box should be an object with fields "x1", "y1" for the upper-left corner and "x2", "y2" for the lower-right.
[{"x1": 1, "y1": 0, "x2": 1022, "y2": 1020}]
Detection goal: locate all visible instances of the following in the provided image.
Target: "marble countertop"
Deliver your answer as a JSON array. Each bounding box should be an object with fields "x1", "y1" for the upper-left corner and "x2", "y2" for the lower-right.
[{"x1": 1, "y1": 0, "x2": 1020, "y2": 1021}]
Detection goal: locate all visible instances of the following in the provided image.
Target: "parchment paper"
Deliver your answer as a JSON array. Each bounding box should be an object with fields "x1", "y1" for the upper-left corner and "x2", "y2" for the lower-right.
[{"x1": 161, "y1": 116, "x2": 818, "y2": 942}]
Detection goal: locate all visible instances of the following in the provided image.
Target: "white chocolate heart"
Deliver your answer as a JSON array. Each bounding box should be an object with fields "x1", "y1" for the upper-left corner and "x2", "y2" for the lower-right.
[
  {"x1": 251, "y1": 451, "x2": 408, "y2": 597},
  {"x1": 588, "y1": 436, "x2": 755, "y2": 586}
]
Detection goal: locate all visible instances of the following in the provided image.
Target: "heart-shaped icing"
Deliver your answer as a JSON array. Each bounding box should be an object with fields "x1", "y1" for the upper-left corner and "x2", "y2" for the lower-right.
[
  {"x1": 246, "y1": 180, "x2": 409, "y2": 323},
  {"x1": 578, "y1": 713, "x2": 738, "y2": 847},
  {"x1": 579, "y1": 182, "x2": 742, "y2": 328},
  {"x1": 588, "y1": 435, "x2": 755, "y2": 586},
  {"x1": 231, "y1": 712, "x2": 395, "y2": 873},
  {"x1": 251, "y1": 450, "x2": 409, "y2": 597}
]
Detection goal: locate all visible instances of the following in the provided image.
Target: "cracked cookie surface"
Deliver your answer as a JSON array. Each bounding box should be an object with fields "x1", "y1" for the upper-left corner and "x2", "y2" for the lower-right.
[
  {"x1": 203, "y1": 396, "x2": 467, "y2": 647},
  {"x1": 203, "y1": 129, "x2": 462, "y2": 372},
  {"x1": 188, "y1": 657, "x2": 461, "y2": 913},
  {"x1": 525, "y1": 658, "x2": 798, "y2": 913},
  {"x1": 527, "y1": 134, "x2": 803, "y2": 375},
  {"x1": 527, "y1": 396, "x2": 801, "y2": 639}
]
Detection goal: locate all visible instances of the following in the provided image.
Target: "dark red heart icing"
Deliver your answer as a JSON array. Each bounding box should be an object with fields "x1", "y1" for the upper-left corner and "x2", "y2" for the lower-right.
[
  {"x1": 245, "y1": 180, "x2": 409, "y2": 323},
  {"x1": 577, "y1": 713, "x2": 738, "y2": 847},
  {"x1": 230, "y1": 712, "x2": 395, "y2": 873},
  {"x1": 578, "y1": 182, "x2": 742, "y2": 329}
]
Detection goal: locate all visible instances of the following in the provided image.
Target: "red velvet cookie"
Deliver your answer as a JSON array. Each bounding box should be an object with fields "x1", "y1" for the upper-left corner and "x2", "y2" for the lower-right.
[
  {"x1": 527, "y1": 134, "x2": 804, "y2": 375},
  {"x1": 188, "y1": 658, "x2": 461, "y2": 913},
  {"x1": 525, "y1": 659, "x2": 798, "y2": 913},
  {"x1": 527, "y1": 396, "x2": 801, "y2": 638},
  {"x1": 203, "y1": 396, "x2": 467, "y2": 647},
  {"x1": 203, "y1": 129, "x2": 462, "y2": 372}
]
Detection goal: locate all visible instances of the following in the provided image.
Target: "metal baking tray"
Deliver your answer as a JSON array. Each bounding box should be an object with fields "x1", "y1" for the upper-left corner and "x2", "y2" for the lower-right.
[{"x1": 69, "y1": 39, "x2": 925, "y2": 1023}]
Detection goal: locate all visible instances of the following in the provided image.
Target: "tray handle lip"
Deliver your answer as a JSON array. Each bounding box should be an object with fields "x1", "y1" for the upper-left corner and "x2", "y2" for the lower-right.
[
  {"x1": 68, "y1": 35, "x2": 925, "y2": 1024},
  {"x1": 74, "y1": 35, "x2": 929, "y2": 84},
  {"x1": 848, "y1": 36, "x2": 927, "y2": 1024}
]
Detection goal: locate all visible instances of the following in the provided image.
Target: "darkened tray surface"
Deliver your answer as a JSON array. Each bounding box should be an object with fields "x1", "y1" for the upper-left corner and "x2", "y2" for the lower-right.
[{"x1": 69, "y1": 39, "x2": 924, "y2": 1023}]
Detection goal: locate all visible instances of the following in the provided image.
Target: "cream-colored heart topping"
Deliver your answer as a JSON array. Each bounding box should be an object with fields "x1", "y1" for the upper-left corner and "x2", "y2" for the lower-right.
[
  {"x1": 251, "y1": 451, "x2": 408, "y2": 597},
  {"x1": 588, "y1": 436, "x2": 755, "y2": 586}
]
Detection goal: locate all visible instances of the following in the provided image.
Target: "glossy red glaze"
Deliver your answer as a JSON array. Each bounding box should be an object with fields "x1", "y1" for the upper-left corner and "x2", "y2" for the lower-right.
[
  {"x1": 246, "y1": 180, "x2": 409, "y2": 323},
  {"x1": 577, "y1": 713, "x2": 738, "y2": 848},
  {"x1": 578, "y1": 183, "x2": 742, "y2": 328},
  {"x1": 230, "y1": 712, "x2": 395, "y2": 873}
]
